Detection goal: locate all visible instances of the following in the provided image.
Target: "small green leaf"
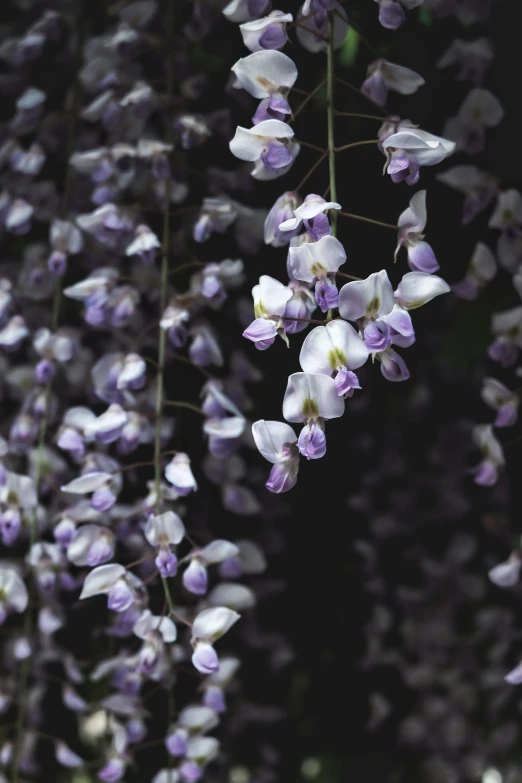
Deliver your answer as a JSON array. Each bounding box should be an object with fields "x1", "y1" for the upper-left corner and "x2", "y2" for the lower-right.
[
  {"x1": 338, "y1": 27, "x2": 359, "y2": 68},
  {"x1": 418, "y1": 6, "x2": 433, "y2": 26}
]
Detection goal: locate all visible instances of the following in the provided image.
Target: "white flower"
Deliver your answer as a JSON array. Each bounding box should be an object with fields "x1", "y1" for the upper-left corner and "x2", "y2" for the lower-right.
[
  {"x1": 382, "y1": 128, "x2": 456, "y2": 166},
  {"x1": 279, "y1": 194, "x2": 342, "y2": 233},
  {"x1": 288, "y1": 235, "x2": 346, "y2": 282},
  {"x1": 282, "y1": 372, "x2": 345, "y2": 423},
  {"x1": 299, "y1": 320, "x2": 369, "y2": 375},
  {"x1": 229, "y1": 119, "x2": 295, "y2": 162},
  {"x1": 394, "y1": 272, "x2": 450, "y2": 310},
  {"x1": 338, "y1": 271, "x2": 394, "y2": 321},
  {"x1": 231, "y1": 51, "x2": 297, "y2": 98}
]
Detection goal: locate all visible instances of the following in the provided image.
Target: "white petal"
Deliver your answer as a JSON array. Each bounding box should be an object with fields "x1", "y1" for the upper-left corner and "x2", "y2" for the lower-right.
[
  {"x1": 229, "y1": 120, "x2": 294, "y2": 161},
  {"x1": 79, "y1": 564, "x2": 125, "y2": 599},
  {"x1": 199, "y1": 540, "x2": 239, "y2": 564},
  {"x1": 207, "y1": 583, "x2": 256, "y2": 611},
  {"x1": 145, "y1": 510, "x2": 185, "y2": 547},
  {"x1": 279, "y1": 195, "x2": 341, "y2": 232},
  {"x1": 253, "y1": 274, "x2": 293, "y2": 317},
  {"x1": 61, "y1": 471, "x2": 112, "y2": 494},
  {"x1": 398, "y1": 190, "x2": 427, "y2": 233},
  {"x1": 288, "y1": 235, "x2": 346, "y2": 282},
  {"x1": 231, "y1": 51, "x2": 298, "y2": 99},
  {"x1": 382, "y1": 61, "x2": 425, "y2": 95},
  {"x1": 300, "y1": 320, "x2": 369, "y2": 375},
  {"x1": 252, "y1": 420, "x2": 297, "y2": 463},
  {"x1": 338, "y1": 271, "x2": 394, "y2": 321},
  {"x1": 282, "y1": 372, "x2": 345, "y2": 423},
  {"x1": 394, "y1": 272, "x2": 450, "y2": 310},
  {"x1": 191, "y1": 606, "x2": 240, "y2": 643},
  {"x1": 179, "y1": 705, "x2": 219, "y2": 732},
  {"x1": 471, "y1": 242, "x2": 496, "y2": 282}
]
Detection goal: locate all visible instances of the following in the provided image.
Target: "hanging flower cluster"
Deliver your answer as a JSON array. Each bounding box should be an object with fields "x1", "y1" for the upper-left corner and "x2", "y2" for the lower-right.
[{"x1": 225, "y1": 1, "x2": 454, "y2": 492}]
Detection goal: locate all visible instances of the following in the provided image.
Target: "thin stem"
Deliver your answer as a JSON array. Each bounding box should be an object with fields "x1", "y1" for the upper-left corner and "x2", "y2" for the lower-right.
[
  {"x1": 335, "y1": 111, "x2": 385, "y2": 121},
  {"x1": 335, "y1": 76, "x2": 387, "y2": 115},
  {"x1": 292, "y1": 78, "x2": 327, "y2": 119},
  {"x1": 336, "y1": 271, "x2": 362, "y2": 281},
  {"x1": 153, "y1": 5, "x2": 176, "y2": 624},
  {"x1": 334, "y1": 139, "x2": 379, "y2": 153},
  {"x1": 296, "y1": 139, "x2": 327, "y2": 153},
  {"x1": 290, "y1": 19, "x2": 328, "y2": 41},
  {"x1": 164, "y1": 400, "x2": 205, "y2": 415},
  {"x1": 294, "y1": 150, "x2": 328, "y2": 194},
  {"x1": 168, "y1": 261, "x2": 206, "y2": 276},
  {"x1": 327, "y1": 14, "x2": 338, "y2": 237},
  {"x1": 170, "y1": 353, "x2": 214, "y2": 380},
  {"x1": 339, "y1": 211, "x2": 398, "y2": 230}
]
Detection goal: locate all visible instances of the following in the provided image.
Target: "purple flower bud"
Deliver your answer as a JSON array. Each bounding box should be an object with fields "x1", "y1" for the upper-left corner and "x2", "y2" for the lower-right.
[
  {"x1": 219, "y1": 557, "x2": 242, "y2": 579},
  {"x1": 35, "y1": 359, "x2": 55, "y2": 384},
  {"x1": 48, "y1": 251, "x2": 67, "y2": 276},
  {"x1": 314, "y1": 278, "x2": 338, "y2": 312},
  {"x1": 126, "y1": 718, "x2": 146, "y2": 744},
  {"x1": 243, "y1": 318, "x2": 277, "y2": 350},
  {"x1": 183, "y1": 559, "x2": 208, "y2": 595},
  {"x1": 98, "y1": 758, "x2": 125, "y2": 782},
  {"x1": 252, "y1": 94, "x2": 291, "y2": 125},
  {"x1": 91, "y1": 487, "x2": 116, "y2": 512},
  {"x1": 203, "y1": 686, "x2": 226, "y2": 713},
  {"x1": 86, "y1": 537, "x2": 115, "y2": 568},
  {"x1": 260, "y1": 141, "x2": 293, "y2": 170},
  {"x1": 488, "y1": 338, "x2": 518, "y2": 367},
  {"x1": 364, "y1": 321, "x2": 391, "y2": 353},
  {"x1": 180, "y1": 761, "x2": 203, "y2": 783},
  {"x1": 495, "y1": 404, "x2": 518, "y2": 428},
  {"x1": 361, "y1": 72, "x2": 388, "y2": 106},
  {"x1": 266, "y1": 461, "x2": 298, "y2": 493},
  {"x1": 165, "y1": 728, "x2": 188, "y2": 757},
  {"x1": 192, "y1": 641, "x2": 219, "y2": 674},
  {"x1": 378, "y1": 0, "x2": 405, "y2": 29},
  {"x1": 304, "y1": 212, "x2": 331, "y2": 241},
  {"x1": 107, "y1": 580, "x2": 134, "y2": 612},
  {"x1": 380, "y1": 350, "x2": 410, "y2": 382},
  {"x1": 155, "y1": 549, "x2": 178, "y2": 578},
  {"x1": 334, "y1": 367, "x2": 361, "y2": 397},
  {"x1": 1, "y1": 509, "x2": 21, "y2": 546},
  {"x1": 297, "y1": 422, "x2": 326, "y2": 460},
  {"x1": 473, "y1": 459, "x2": 498, "y2": 486},
  {"x1": 259, "y1": 24, "x2": 288, "y2": 50}
]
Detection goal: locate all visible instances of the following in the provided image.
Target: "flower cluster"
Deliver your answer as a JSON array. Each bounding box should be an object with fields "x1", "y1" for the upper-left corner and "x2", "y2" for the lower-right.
[{"x1": 226, "y1": 2, "x2": 453, "y2": 492}]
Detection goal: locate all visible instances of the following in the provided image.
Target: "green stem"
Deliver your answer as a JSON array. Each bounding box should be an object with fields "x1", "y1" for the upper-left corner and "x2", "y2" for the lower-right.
[
  {"x1": 164, "y1": 400, "x2": 205, "y2": 415},
  {"x1": 335, "y1": 139, "x2": 380, "y2": 153},
  {"x1": 335, "y1": 111, "x2": 385, "y2": 121},
  {"x1": 153, "y1": 1, "x2": 176, "y2": 623},
  {"x1": 327, "y1": 15, "x2": 337, "y2": 238},
  {"x1": 339, "y1": 211, "x2": 398, "y2": 230}
]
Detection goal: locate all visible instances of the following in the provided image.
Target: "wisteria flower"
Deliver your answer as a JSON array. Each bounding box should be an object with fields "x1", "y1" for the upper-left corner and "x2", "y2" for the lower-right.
[
  {"x1": 0, "y1": 567, "x2": 28, "y2": 625},
  {"x1": 445, "y1": 88, "x2": 504, "y2": 155},
  {"x1": 452, "y1": 242, "x2": 496, "y2": 300},
  {"x1": 394, "y1": 272, "x2": 450, "y2": 310},
  {"x1": 264, "y1": 191, "x2": 303, "y2": 247},
  {"x1": 471, "y1": 424, "x2": 505, "y2": 486},
  {"x1": 481, "y1": 378, "x2": 519, "y2": 427},
  {"x1": 243, "y1": 275, "x2": 292, "y2": 349},
  {"x1": 362, "y1": 59, "x2": 424, "y2": 107},
  {"x1": 190, "y1": 607, "x2": 240, "y2": 674},
  {"x1": 239, "y1": 11, "x2": 293, "y2": 52},
  {"x1": 382, "y1": 128, "x2": 456, "y2": 185},
  {"x1": 338, "y1": 270, "x2": 394, "y2": 322},
  {"x1": 396, "y1": 190, "x2": 439, "y2": 273},
  {"x1": 231, "y1": 50, "x2": 297, "y2": 99},
  {"x1": 252, "y1": 420, "x2": 299, "y2": 492},
  {"x1": 229, "y1": 119, "x2": 299, "y2": 177},
  {"x1": 299, "y1": 320, "x2": 369, "y2": 396},
  {"x1": 279, "y1": 194, "x2": 341, "y2": 240},
  {"x1": 283, "y1": 372, "x2": 344, "y2": 459},
  {"x1": 288, "y1": 235, "x2": 346, "y2": 311}
]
